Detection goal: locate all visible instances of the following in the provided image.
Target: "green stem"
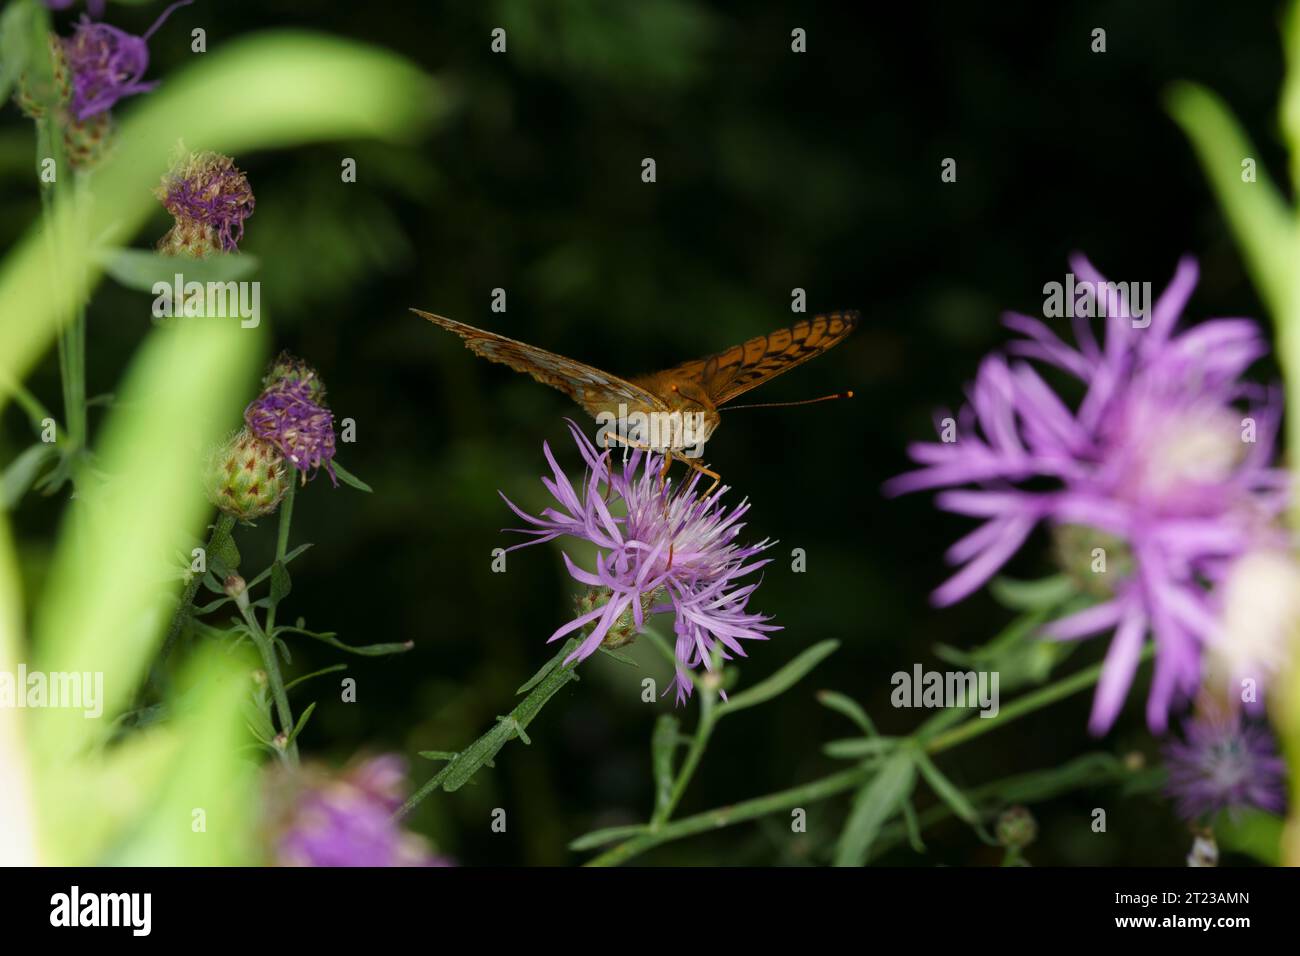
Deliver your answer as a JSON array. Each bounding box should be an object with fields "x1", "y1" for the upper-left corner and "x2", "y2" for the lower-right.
[
  {"x1": 398, "y1": 639, "x2": 584, "y2": 818},
  {"x1": 265, "y1": 473, "x2": 297, "y2": 636},
  {"x1": 653, "y1": 690, "x2": 716, "y2": 825},
  {"x1": 922, "y1": 643, "x2": 1154, "y2": 755},
  {"x1": 586, "y1": 648, "x2": 1148, "y2": 866},
  {"x1": 587, "y1": 766, "x2": 872, "y2": 867},
  {"x1": 236, "y1": 593, "x2": 298, "y2": 765}
]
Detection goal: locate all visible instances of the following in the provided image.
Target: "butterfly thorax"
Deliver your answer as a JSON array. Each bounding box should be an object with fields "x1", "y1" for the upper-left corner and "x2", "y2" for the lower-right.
[{"x1": 593, "y1": 373, "x2": 721, "y2": 456}]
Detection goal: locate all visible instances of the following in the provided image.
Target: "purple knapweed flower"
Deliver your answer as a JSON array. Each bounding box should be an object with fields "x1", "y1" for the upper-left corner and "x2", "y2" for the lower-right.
[
  {"x1": 503, "y1": 421, "x2": 779, "y2": 703},
  {"x1": 886, "y1": 255, "x2": 1288, "y2": 735},
  {"x1": 244, "y1": 367, "x2": 337, "y2": 486},
  {"x1": 60, "y1": 1, "x2": 192, "y2": 120},
  {"x1": 155, "y1": 149, "x2": 256, "y2": 256},
  {"x1": 1163, "y1": 707, "x2": 1287, "y2": 822},
  {"x1": 274, "y1": 755, "x2": 453, "y2": 867}
]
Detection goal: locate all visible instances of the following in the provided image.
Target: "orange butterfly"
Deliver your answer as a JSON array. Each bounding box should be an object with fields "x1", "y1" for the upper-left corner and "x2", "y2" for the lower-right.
[{"x1": 412, "y1": 309, "x2": 858, "y2": 487}]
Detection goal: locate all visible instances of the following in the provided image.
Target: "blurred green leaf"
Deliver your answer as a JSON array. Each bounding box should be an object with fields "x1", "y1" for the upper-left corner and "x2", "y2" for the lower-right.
[
  {"x1": 1167, "y1": 82, "x2": 1298, "y2": 321},
  {"x1": 834, "y1": 751, "x2": 916, "y2": 867},
  {"x1": 718, "y1": 639, "x2": 839, "y2": 716},
  {"x1": 914, "y1": 751, "x2": 980, "y2": 825},
  {"x1": 98, "y1": 248, "x2": 261, "y2": 293},
  {"x1": 0, "y1": 1, "x2": 36, "y2": 104},
  {"x1": 1214, "y1": 809, "x2": 1283, "y2": 865},
  {"x1": 816, "y1": 690, "x2": 876, "y2": 736},
  {"x1": 823, "y1": 737, "x2": 899, "y2": 760},
  {"x1": 569, "y1": 824, "x2": 650, "y2": 852},
  {"x1": 652, "y1": 712, "x2": 680, "y2": 815},
  {"x1": 1, "y1": 442, "x2": 57, "y2": 509},
  {"x1": 988, "y1": 574, "x2": 1074, "y2": 611}
]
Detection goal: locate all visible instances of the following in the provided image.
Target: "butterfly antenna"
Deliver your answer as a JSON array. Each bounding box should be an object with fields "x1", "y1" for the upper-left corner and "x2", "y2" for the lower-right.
[{"x1": 725, "y1": 391, "x2": 854, "y2": 411}]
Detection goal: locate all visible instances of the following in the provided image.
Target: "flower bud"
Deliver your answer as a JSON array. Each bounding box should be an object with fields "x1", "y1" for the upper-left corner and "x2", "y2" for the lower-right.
[
  {"x1": 223, "y1": 574, "x2": 247, "y2": 598},
  {"x1": 13, "y1": 34, "x2": 71, "y2": 119},
  {"x1": 574, "y1": 586, "x2": 663, "y2": 649},
  {"x1": 203, "y1": 428, "x2": 290, "y2": 520},
  {"x1": 62, "y1": 111, "x2": 114, "y2": 171},
  {"x1": 995, "y1": 805, "x2": 1037, "y2": 850}
]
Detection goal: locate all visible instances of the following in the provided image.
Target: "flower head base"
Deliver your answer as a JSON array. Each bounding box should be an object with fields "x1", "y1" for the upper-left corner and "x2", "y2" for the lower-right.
[
  {"x1": 61, "y1": 1, "x2": 192, "y2": 120},
  {"x1": 244, "y1": 357, "x2": 337, "y2": 485},
  {"x1": 270, "y1": 755, "x2": 451, "y2": 867},
  {"x1": 1163, "y1": 705, "x2": 1287, "y2": 822},
  {"x1": 203, "y1": 428, "x2": 290, "y2": 520},
  {"x1": 503, "y1": 422, "x2": 779, "y2": 702},
  {"x1": 155, "y1": 147, "x2": 255, "y2": 256},
  {"x1": 887, "y1": 256, "x2": 1288, "y2": 734}
]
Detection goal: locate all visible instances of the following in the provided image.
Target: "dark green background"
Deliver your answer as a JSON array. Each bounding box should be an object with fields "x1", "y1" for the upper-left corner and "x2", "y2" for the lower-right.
[{"x1": 2, "y1": 0, "x2": 1286, "y2": 864}]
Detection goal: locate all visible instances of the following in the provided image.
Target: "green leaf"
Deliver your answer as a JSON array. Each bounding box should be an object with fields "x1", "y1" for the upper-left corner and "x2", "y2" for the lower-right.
[
  {"x1": 823, "y1": 737, "x2": 899, "y2": 760},
  {"x1": 1213, "y1": 809, "x2": 1283, "y2": 865},
  {"x1": 0, "y1": 0, "x2": 36, "y2": 105},
  {"x1": 598, "y1": 646, "x2": 639, "y2": 667},
  {"x1": 1167, "y1": 82, "x2": 1298, "y2": 320},
  {"x1": 834, "y1": 751, "x2": 916, "y2": 867},
  {"x1": 215, "y1": 531, "x2": 241, "y2": 572},
  {"x1": 418, "y1": 750, "x2": 458, "y2": 762},
  {"x1": 244, "y1": 543, "x2": 312, "y2": 589},
  {"x1": 283, "y1": 663, "x2": 346, "y2": 693},
  {"x1": 285, "y1": 701, "x2": 316, "y2": 745},
  {"x1": 2, "y1": 442, "x2": 57, "y2": 510},
  {"x1": 274, "y1": 625, "x2": 413, "y2": 657},
  {"x1": 914, "y1": 751, "x2": 980, "y2": 825},
  {"x1": 516, "y1": 641, "x2": 570, "y2": 695},
  {"x1": 332, "y1": 460, "x2": 372, "y2": 493},
  {"x1": 569, "y1": 824, "x2": 650, "y2": 852},
  {"x1": 98, "y1": 248, "x2": 261, "y2": 294},
  {"x1": 718, "y1": 639, "x2": 839, "y2": 716},
  {"x1": 816, "y1": 690, "x2": 876, "y2": 736},
  {"x1": 441, "y1": 721, "x2": 513, "y2": 791},
  {"x1": 652, "y1": 713, "x2": 680, "y2": 815},
  {"x1": 269, "y1": 560, "x2": 291, "y2": 604},
  {"x1": 988, "y1": 574, "x2": 1073, "y2": 611}
]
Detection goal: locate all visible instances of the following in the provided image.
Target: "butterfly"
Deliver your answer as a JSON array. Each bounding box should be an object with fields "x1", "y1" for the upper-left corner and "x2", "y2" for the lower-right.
[{"x1": 412, "y1": 308, "x2": 859, "y2": 488}]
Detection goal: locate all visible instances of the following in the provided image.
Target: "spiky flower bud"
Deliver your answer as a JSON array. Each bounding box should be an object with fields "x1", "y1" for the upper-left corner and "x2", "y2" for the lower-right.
[
  {"x1": 62, "y1": 110, "x2": 113, "y2": 170},
  {"x1": 154, "y1": 148, "x2": 255, "y2": 257},
  {"x1": 573, "y1": 586, "x2": 663, "y2": 650},
  {"x1": 13, "y1": 34, "x2": 71, "y2": 119},
  {"x1": 203, "y1": 428, "x2": 290, "y2": 520}
]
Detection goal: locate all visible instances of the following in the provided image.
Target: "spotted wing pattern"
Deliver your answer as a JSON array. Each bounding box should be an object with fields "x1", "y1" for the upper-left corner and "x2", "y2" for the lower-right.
[
  {"x1": 412, "y1": 310, "x2": 665, "y2": 417},
  {"x1": 651, "y1": 311, "x2": 860, "y2": 407}
]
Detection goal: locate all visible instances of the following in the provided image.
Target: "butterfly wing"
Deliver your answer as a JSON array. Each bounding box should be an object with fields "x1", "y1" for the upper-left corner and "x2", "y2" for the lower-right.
[
  {"x1": 412, "y1": 310, "x2": 667, "y2": 417},
  {"x1": 658, "y1": 311, "x2": 859, "y2": 406}
]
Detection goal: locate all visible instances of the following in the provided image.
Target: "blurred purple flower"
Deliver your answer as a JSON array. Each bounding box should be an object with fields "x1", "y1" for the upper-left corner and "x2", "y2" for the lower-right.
[
  {"x1": 886, "y1": 255, "x2": 1288, "y2": 734},
  {"x1": 503, "y1": 422, "x2": 779, "y2": 702},
  {"x1": 276, "y1": 755, "x2": 453, "y2": 867},
  {"x1": 1163, "y1": 708, "x2": 1287, "y2": 821},
  {"x1": 60, "y1": 0, "x2": 192, "y2": 120},
  {"x1": 45, "y1": 0, "x2": 107, "y2": 18},
  {"x1": 245, "y1": 379, "x2": 337, "y2": 485}
]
